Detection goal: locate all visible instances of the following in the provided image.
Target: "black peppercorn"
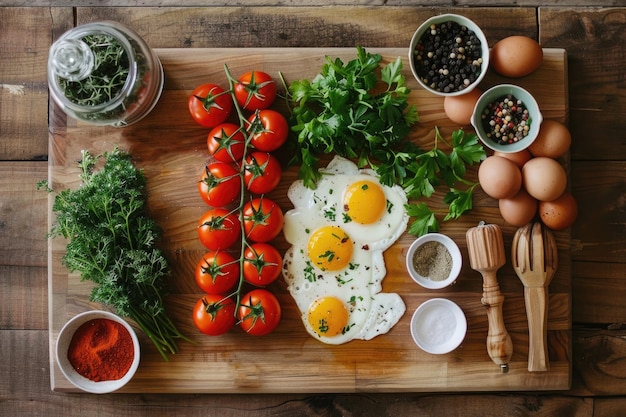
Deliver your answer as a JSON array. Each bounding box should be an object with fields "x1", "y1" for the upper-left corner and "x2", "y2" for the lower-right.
[{"x1": 413, "y1": 20, "x2": 483, "y2": 94}]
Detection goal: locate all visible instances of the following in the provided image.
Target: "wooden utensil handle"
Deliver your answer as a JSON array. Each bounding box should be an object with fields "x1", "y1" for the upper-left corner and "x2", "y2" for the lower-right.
[
  {"x1": 525, "y1": 286, "x2": 549, "y2": 372},
  {"x1": 482, "y1": 271, "x2": 513, "y2": 367}
]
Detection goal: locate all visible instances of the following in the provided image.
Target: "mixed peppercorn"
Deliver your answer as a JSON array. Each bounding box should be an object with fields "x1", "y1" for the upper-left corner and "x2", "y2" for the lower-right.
[
  {"x1": 412, "y1": 21, "x2": 483, "y2": 94},
  {"x1": 480, "y1": 94, "x2": 531, "y2": 145}
]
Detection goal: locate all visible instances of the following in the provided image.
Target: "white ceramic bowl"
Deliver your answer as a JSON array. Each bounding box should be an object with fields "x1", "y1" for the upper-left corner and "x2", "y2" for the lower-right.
[
  {"x1": 410, "y1": 298, "x2": 467, "y2": 354},
  {"x1": 406, "y1": 233, "x2": 462, "y2": 289},
  {"x1": 471, "y1": 83, "x2": 543, "y2": 153},
  {"x1": 409, "y1": 13, "x2": 489, "y2": 96},
  {"x1": 56, "y1": 310, "x2": 140, "y2": 393}
]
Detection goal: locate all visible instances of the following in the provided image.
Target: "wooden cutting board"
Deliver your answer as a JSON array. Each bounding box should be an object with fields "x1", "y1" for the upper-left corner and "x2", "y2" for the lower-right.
[{"x1": 48, "y1": 47, "x2": 571, "y2": 393}]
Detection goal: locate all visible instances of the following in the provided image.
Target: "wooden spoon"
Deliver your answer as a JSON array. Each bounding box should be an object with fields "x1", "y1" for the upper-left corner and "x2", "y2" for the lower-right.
[
  {"x1": 466, "y1": 222, "x2": 513, "y2": 373},
  {"x1": 512, "y1": 222, "x2": 558, "y2": 372}
]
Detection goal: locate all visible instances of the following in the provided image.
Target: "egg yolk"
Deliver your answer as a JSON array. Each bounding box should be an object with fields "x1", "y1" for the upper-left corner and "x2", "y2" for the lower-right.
[
  {"x1": 343, "y1": 180, "x2": 386, "y2": 224},
  {"x1": 307, "y1": 296, "x2": 349, "y2": 337},
  {"x1": 307, "y1": 226, "x2": 353, "y2": 271}
]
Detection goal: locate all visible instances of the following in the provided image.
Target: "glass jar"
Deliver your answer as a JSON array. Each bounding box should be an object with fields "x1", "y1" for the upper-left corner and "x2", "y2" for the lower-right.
[{"x1": 48, "y1": 21, "x2": 163, "y2": 127}]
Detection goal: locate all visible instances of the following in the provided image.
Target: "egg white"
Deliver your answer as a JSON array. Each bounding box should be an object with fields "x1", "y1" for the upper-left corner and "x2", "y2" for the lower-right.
[{"x1": 282, "y1": 156, "x2": 408, "y2": 344}]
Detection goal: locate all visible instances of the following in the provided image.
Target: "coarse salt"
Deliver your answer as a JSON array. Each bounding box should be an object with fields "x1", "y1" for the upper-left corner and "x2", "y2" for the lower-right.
[{"x1": 416, "y1": 304, "x2": 457, "y2": 346}]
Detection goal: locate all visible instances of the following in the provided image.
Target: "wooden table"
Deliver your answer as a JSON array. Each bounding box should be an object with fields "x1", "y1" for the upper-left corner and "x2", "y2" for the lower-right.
[{"x1": 2, "y1": 4, "x2": 626, "y2": 416}]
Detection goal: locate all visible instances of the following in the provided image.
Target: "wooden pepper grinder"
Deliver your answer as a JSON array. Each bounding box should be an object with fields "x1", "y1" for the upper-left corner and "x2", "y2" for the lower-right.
[{"x1": 466, "y1": 221, "x2": 513, "y2": 373}]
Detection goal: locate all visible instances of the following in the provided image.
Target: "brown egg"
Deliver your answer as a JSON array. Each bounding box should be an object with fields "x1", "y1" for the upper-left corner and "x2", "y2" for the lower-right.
[
  {"x1": 522, "y1": 157, "x2": 567, "y2": 201},
  {"x1": 478, "y1": 155, "x2": 522, "y2": 199},
  {"x1": 444, "y1": 88, "x2": 482, "y2": 125},
  {"x1": 528, "y1": 119, "x2": 572, "y2": 158},
  {"x1": 491, "y1": 36, "x2": 543, "y2": 78},
  {"x1": 499, "y1": 189, "x2": 538, "y2": 226},
  {"x1": 539, "y1": 191, "x2": 578, "y2": 230},
  {"x1": 494, "y1": 149, "x2": 533, "y2": 168}
]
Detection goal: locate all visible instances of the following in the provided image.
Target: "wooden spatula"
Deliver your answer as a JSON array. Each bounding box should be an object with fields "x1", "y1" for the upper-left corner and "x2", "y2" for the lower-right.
[
  {"x1": 466, "y1": 222, "x2": 513, "y2": 373},
  {"x1": 512, "y1": 222, "x2": 558, "y2": 372}
]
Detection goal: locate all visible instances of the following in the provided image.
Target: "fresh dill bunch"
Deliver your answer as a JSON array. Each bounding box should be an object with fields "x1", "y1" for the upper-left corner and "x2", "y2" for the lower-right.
[{"x1": 47, "y1": 147, "x2": 191, "y2": 360}]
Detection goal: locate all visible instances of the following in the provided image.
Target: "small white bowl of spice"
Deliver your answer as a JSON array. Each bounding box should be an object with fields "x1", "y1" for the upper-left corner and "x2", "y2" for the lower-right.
[
  {"x1": 410, "y1": 298, "x2": 467, "y2": 354},
  {"x1": 56, "y1": 310, "x2": 140, "y2": 393},
  {"x1": 406, "y1": 233, "x2": 462, "y2": 289}
]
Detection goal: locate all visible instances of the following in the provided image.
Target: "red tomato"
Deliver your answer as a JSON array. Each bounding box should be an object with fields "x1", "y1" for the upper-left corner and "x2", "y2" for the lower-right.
[
  {"x1": 207, "y1": 123, "x2": 246, "y2": 163},
  {"x1": 192, "y1": 294, "x2": 236, "y2": 336},
  {"x1": 188, "y1": 83, "x2": 232, "y2": 128},
  {"x1": 234, "y1": 71, "x2": 277, "y2": 111},
  {"x1": 242, "y1": 197, "x2": 284, "y2": 242},
  {"x1": 243, "y1": 243, "x2": 282, "y2": 286},
  {"x1": 247, "y1": 109, "x2": 289, "y2": 152},
  {"x1": 198, "y1": 162, "x2": 241, "y2": 207},
  {"x1": 198, "y1": 208, "x2": 241, "y2": 250},
  {"x1": 243, "y1": 152, "x2": 282, "y2": 195},
  {"x1": 195, "y1": 251, "x2": 240, "y2": 294},
  {"x1": 237, "y1": 289, "x2": 281, "y2": 336}
]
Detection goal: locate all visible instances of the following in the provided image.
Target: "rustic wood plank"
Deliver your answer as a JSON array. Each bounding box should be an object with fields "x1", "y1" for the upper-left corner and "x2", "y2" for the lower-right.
[
  {"x1": 571, "y1": 328, "x2": 626, "y2": 396},
  {"x1": 48, "y1": 47, "x2": 571, "y2": 393},
  {"x1": 540, "y1": 8, "x2": 626, "y2": 161},
  {"x1": 0, "y1": 162, "x2": 48, "y2": 267},
  {"x1": 573, "y1": 261, "x2": 626, "y2": 324},
  {"x1": 74, "y1": 7, "x2": 537, "y2": 49},
  {"x1": 570, "y1": 161, "x2": 626, "y2": 264},
  {"x1": 2, "y1": 1, "x2": 623, "y2": 6},
  {"x1": 0, "y1": 7, "x2": 72, "y2": 161},
  {"x1": 0, "y1": 266, "x2": 48, "y2": 330}
]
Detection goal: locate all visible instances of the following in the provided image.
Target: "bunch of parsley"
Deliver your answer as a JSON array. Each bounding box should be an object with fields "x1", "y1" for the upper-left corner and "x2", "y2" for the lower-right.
[
  {"x1": 43, "y1": 148, "x2": 190, "y2": 360},
  {"x1": 286, "y1": 46, "x2": 486, "y2": 236}
]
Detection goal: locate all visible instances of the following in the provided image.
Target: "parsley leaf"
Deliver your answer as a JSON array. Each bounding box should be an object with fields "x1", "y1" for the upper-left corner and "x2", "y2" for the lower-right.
[
  {"x1": 405, "y1": 203, "x2": 439, "y2": 236},
  {"x1": 285, "y1": 47, "x2": 486, "y2": 236}
]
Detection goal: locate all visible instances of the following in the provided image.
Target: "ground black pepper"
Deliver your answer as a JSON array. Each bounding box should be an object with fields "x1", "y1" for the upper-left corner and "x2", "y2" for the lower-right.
[
  {"x1": 412, "y1": 21, "x2": 483, "y2": 94},
  {"x1": 412, "y1": 241, "x2": 453, "y2": 281}
]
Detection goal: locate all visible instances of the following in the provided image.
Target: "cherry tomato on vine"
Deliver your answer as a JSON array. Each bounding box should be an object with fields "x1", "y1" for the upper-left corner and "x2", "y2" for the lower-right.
[
  {"x1": 198, "y1": 208, "x2": 241, "y2": 250},
  {"x1": 234, "y1": 71, "x2": 277, "y2": 111},
  {"x1": 188, "y1": 83, "x2": 232, "y2": 128},
  {"x1": 243, "y1": 243, "x2": 283, "y2": 287},
  {"x1": 242, "y1": 197, "x2": 284, "y2": 242},
  {"x1": 247, "y1": 109, "x2": 289, "y2": 152},
  {"x1": 195, "y1": 251, "x2": 239, "y2": 294},
  {"x1": 198, "y1": 162, "x2": 241, "y2": 207},
  {"x1": 192, "y1": 294, "x2": 236, "y2": 336},
  {"x1": 237, "y1": 289, "x2": 281, "y2": 336},
  {"x1": 207, "y1": 123, "x2": 246, "y2": 163},
  {"x1": 243, "y1": 151, "x2": 282, "y2": 195}
]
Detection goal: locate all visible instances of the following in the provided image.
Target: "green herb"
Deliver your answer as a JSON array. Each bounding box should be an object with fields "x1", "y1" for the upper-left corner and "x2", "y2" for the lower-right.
[
  {"x1": 285, "y1": 47, "x2": 485, "y2": 236},
  {"x1": 286, "y1": 45, "x2": 419, "y2": 188},
  {"x1": 304, "y1": 261, "x2": 316, "y2": 282},
  {"x1": 40, "y1": 147, "x2": 191, "y2": 361},
  {"x1": 59, "y1": 34, "x2": 130, "y2": 107},
  {"x1": 318, "y1": 319, "x2": 329, "y2": 334},
  {"x1": 403, "y1": 127, "x2": 484, "y2": 236}
]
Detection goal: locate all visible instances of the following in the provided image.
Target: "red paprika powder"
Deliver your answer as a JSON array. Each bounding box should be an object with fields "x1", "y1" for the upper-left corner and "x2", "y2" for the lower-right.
[{"x1": 67, "y1": 318, "x2": 134, "y2": 382}]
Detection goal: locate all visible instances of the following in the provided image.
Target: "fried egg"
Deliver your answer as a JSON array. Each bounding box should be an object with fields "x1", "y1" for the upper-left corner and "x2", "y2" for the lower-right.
[{"x1": 282, "y1": 156, "x2": 408, "y2": 344}]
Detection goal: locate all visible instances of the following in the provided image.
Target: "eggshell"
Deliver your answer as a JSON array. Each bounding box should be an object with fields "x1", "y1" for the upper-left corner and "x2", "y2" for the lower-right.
[
  {"x1": 528, "y1": 119, "x2": 572, "y2": 158},
  {"x1": 499, "y1": 189, "x2": 538, "y2": 226},
  {"x1": 539, "y1": 191, "x2": 578, "y2": 230},
  {"x1": 491, "y1": 36, "x2": 543, "y2": 78},
  {"x1": 444, "y1": 88, "x2": 482, "y2": 125},
  {"x1": 478, "y1": 155, "x2": 522, "y2": 199},
  {"x1": 494, "y1": 149, "x2": 533, "y2": 168},
  {"x1": 522, "y1": 157, "x2": 567, "y2": 201}
]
